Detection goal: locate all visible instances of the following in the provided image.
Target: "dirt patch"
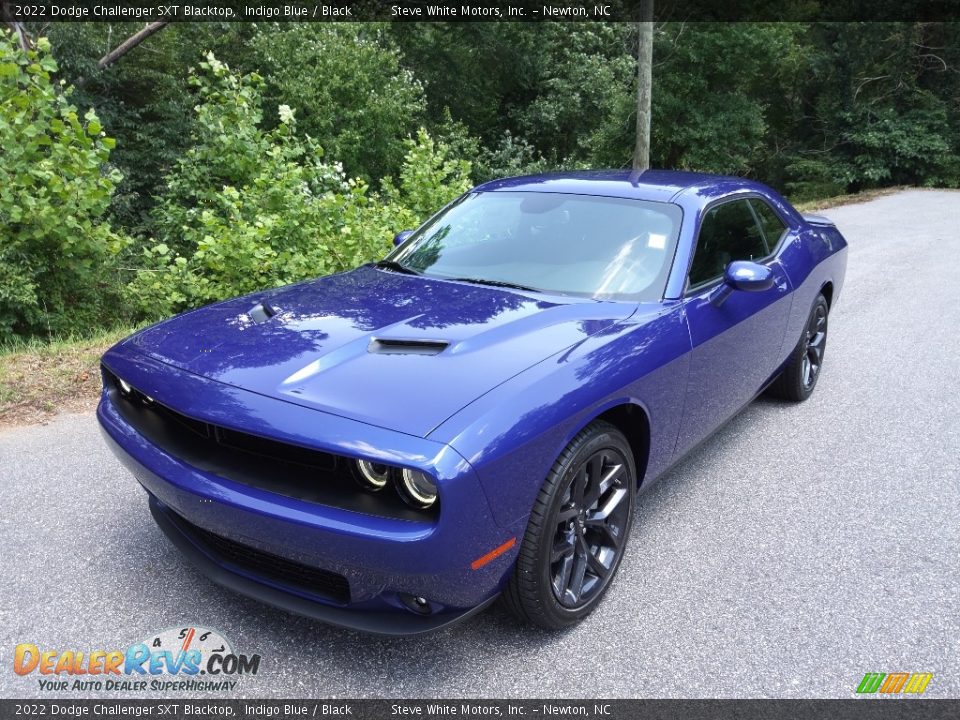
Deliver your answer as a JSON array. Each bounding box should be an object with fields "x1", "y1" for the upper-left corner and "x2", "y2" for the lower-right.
[
  {"x1": 793, "y1": 186, "x2": 909, "y2": 213},
  {"x1": 0, "y1": 330, "x2": 131, "y2": 430}
]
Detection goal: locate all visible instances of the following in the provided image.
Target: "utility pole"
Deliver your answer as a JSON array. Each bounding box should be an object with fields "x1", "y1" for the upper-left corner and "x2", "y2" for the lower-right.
[{"x1": 632, "y1": 0, "x2": 654, "y2": 171}]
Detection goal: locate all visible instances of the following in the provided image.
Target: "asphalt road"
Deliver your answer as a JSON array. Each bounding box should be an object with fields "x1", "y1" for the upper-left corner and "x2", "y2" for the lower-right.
[{"x1": 2, "y1": 189, "x2": 958, "y2": 699}]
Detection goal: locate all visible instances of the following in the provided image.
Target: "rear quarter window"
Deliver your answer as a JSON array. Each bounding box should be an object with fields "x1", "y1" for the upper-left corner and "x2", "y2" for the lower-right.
[{"x1": 750, "y1": 199, "x2": 787, "y2": 253}]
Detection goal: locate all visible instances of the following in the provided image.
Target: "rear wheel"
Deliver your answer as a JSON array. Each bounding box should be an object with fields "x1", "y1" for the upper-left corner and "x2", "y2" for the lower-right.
[
  {"x1": 768, "y1": 294, "x2": 829, "y2": 401},
  {"x1": 503, "y1": 421, "x2": 636, "y2": 629}
]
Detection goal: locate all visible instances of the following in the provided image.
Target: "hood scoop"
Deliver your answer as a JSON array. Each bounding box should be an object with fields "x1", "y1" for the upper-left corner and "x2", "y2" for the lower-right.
[{"x1": 368, "y1": 338, "x2": 449, "y2": 356}]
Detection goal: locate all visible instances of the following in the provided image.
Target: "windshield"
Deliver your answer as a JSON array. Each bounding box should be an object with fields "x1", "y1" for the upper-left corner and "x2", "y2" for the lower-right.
[{"x1": 387, "y1": 191, "x2": 682, "y2": 301}]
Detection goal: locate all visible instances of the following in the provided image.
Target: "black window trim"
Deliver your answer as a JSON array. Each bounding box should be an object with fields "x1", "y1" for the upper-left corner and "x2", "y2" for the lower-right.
[
  {"x1": 747, "y1": 197, "x2": 789, "y2": 256},
  {"x1": 684, "y1": 193, "x2": 791, "y2": 296}
]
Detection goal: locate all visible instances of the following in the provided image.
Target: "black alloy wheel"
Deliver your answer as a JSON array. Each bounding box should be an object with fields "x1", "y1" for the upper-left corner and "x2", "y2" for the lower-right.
[
  {"x1": 550, "y1": 448, "x2": 631, "y2": 608},
  {"x1": 504, "y1": 421, "x2": 636, "y2": 629},
  {"x1": 801, "y1": 301, "x2": 828, "y2": 390},
  {"x1": 768, "y1": 293, "x2": 830, "y2": 402}
]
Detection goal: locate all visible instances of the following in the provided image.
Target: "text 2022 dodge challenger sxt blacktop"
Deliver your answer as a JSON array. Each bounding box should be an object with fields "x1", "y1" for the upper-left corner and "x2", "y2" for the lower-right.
[{"x1": 98, "y1": 170, "x2": 847, "y2": 633}]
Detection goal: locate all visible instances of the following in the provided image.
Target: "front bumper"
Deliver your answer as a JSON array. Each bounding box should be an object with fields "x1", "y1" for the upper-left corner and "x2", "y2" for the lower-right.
[
  {"x1": 98, "y1": 348, "x2": 520, "y2": 634},
  {"x1": 147, "y1": 495, "x2": 497, "y2": 634}
]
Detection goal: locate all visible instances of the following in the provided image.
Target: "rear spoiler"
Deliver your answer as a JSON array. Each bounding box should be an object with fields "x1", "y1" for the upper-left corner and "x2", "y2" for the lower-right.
[
  {"x1": 802, "y1": 212, "x2": 846, "y2": 251},
  {"x1": 802, "y1": 213, "x2": 836, "y2": 227}
]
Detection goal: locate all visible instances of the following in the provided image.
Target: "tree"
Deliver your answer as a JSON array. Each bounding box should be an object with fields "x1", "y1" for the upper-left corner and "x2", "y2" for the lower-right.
[
  {"x1": 95, "y1": 21, "x2": 169, "y2": 71},
  {"x1": 127, "y1": 55, "x2": 471, "y2": 319},
  {"x1": 650, "y1": 23, "x2": 801, "y2": 176},
  {"x1": 47, "y1": 22, "x2": 261, "y2": 235},
  {"x1": 784, "y1": 22, "x2": 960, "y2": 197},
  {"x1": 633, "y1": 0, "x2": 654, "y2": 171},
  {"x1": 251, "y1": 24, "x2": 426, "y2": 182},
  {"x1": 0, "y1": 33, "x2": 128, "y2": 340}
]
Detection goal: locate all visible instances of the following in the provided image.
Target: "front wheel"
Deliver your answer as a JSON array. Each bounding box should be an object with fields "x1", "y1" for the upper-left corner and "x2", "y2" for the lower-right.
[
  {"x1": 503, "y1": 421, "x2": 636, "y2": 630},
  {"x1": 768, "y1": 293, "x2": 829, "y2": 402}
]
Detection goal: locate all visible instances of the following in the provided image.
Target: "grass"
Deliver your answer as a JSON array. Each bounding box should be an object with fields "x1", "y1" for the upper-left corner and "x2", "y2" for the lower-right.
[
  {"x1": 793, "y1": 185, "x2": 907, "y2": 213},
  {"x1": 0, "y1": 326, "x2": 136, "y2": 430}
]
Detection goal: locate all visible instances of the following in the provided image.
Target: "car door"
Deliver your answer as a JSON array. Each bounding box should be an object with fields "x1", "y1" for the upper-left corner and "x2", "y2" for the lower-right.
[{"x1": 675, "y1": 197, "x2": 793, "y2": 456}]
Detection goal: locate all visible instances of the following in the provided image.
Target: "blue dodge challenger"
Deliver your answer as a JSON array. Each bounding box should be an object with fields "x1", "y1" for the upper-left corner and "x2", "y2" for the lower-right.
[{"x1": 98, "y1": 170, "x2": 847, "y2": 633}]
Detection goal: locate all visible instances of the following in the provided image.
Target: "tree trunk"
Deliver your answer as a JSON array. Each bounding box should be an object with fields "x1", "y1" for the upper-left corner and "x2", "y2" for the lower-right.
[
  {"x1": 6, "y1": 21, "x2": 33, "y2": 52},
  {"x1": 97, "y1": 21, "x2": 169, "y2": 70},
  {"x1": 632, "y1": 0, "x2": 654, "y2": 171}
]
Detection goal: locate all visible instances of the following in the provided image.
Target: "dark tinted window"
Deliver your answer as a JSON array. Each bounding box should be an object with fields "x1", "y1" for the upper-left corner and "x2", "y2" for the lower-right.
[
  {"x1": 689, "y1": 200, "x2": 766, "y2": 287},
  {"x1": 750, "y1": 199, "x2": 786, "y2": 252}
]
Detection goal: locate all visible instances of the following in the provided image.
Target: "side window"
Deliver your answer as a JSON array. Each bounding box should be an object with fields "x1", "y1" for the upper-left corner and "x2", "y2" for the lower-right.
[
  {"x1": 750, "y1": 199, "x2": 787, "y2": 253},
  {"x1": 688, "y1": 200, "x2": 766, "y2": 287}
]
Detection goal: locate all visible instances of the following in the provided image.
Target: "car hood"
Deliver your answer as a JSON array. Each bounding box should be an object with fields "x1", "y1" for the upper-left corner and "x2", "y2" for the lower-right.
[{"x1": 128, "y1": 265, "x2": 637, "y2": 437}]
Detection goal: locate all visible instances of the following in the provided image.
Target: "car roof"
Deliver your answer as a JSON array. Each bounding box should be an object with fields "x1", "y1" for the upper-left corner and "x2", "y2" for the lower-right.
[{"x1": 472, "y1": 169, "x2": 759, "y2": 203}]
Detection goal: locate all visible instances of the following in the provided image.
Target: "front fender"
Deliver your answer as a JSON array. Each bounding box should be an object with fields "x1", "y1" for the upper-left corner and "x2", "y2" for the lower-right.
[{"x1": 429, "y1": 303, "x2": 692, "y2": 528}]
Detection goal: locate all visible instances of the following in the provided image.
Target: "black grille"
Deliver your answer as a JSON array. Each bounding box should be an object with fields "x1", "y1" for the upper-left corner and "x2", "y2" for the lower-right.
[
  {"x1": 175, "y1": 512, "x2": 351, "y2": 604},
  {"x1": 102, "y1": 367, "x2": 436, "y2": 522},
  {"x1": 108, "y1": 368, "x2": 336, "y2": 471}
]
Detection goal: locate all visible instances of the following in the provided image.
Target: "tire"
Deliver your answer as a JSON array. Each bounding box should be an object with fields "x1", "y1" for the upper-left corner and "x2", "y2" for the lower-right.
[
  {"x1": 503, "y1": 421, "x2": 636, "y2": 630},
  {"x1": 768, "y1": 294, "x2": 829, "y2": 402}
]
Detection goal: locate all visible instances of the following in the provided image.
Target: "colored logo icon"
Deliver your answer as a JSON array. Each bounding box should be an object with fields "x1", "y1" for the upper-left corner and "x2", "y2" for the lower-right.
[{"x1": 856, "y1": 673, "x2": 933, "y2": 694}]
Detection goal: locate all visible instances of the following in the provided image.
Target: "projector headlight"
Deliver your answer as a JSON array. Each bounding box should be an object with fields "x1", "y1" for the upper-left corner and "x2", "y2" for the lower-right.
[
  {"x1": 355, "y1": 459, "x2": 390, "y2": 491},
  {"x1": 399, "y1": 468, "x2": 438, "y2": 509},
  {"x1": 116, "y1": 377, "x2": 133, "y2": 396}
]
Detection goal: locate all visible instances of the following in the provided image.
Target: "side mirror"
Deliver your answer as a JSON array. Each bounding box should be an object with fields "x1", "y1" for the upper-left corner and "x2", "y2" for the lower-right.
[
  {"x1": 725, "y1": 260, "x2": 774, "y2": 292},
  {"x1": 710, "y1": 261, "x2": 774, "y2": 306},
  {"x1": 393, "y1": 230, "x2": 414, "y2": 247}
]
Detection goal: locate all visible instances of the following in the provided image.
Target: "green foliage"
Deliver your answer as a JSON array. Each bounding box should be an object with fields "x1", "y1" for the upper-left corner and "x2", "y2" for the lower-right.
[
  {"x1": 6, "y1": 20, "x2": 960, "y2": 345},
  {"x1": 473, "y1": 132, "x2": 549, "y2": 184},
  {"x1": 784, "y1": 100, "x2": 958, "y2": 200},
  {"x1": 0, "y1": 33, "x2": 129, "y2": 342},
  {"x1": 649, "y1": 23, "x2": 804, "y2": 175},
  {"x1": 841, "y1": 99, "x2": 955, "y2": 185},
  {"x1": 148, "y1": 53, "x2": 326, "y2": 258},
  {"x1": 382, "y1": 128, "x2": 472, "y2": 223},
  {"x1": 47, "y1": 22, "x2": 261, "y2": 236},
  {"x1": 785, "y1": 23, "x2": 960, "y2": 195},
  {"x1": 391, "y1": 23, "x2": 533, "y2": 146},
  {"x1": 394, "y1": 23, "x2": 635, "y2": 173},
  {"x1": 512, "y1": 24, "x2": 636, "y2": 167},
  {"x1": 782, "y1": 157, "x2": 850, "y2": 202},
  {"x1": 252, "y1": 24, "x2": 426, "y2": 182},
  {"x1": 126, "y1": 57, "x2": 469, "y2": 318}
]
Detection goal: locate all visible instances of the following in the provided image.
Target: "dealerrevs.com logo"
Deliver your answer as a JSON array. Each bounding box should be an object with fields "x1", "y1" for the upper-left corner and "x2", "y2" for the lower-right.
[{"x1": 14, "y1": 627, "x2": 261, "y2": 693}]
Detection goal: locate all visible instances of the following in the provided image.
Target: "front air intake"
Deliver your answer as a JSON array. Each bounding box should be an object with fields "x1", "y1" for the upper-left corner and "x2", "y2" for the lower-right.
[
  {"x1": 368, "y1": 338, "x2": 449, "y2": 355},
  {"x1": 170, "y1": 510, "x2": 351, "y2": 604},
  {"x1": 101, "y1": 367, "x2": 437, "y2": 522}
]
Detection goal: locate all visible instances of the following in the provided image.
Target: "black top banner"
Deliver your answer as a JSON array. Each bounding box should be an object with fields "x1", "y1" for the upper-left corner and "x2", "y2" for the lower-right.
[{"x1": 2, "y1": 0, "x2": 959, "y2": 22}]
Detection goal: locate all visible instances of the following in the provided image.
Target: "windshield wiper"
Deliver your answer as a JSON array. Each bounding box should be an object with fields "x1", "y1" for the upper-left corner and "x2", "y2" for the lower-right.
[
  {"x1": 447, "y1": 277, "x2": 540, "y2": 292},
  {"x1": 374, "y1": 260, "x2": 421, "y2": 275}
]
